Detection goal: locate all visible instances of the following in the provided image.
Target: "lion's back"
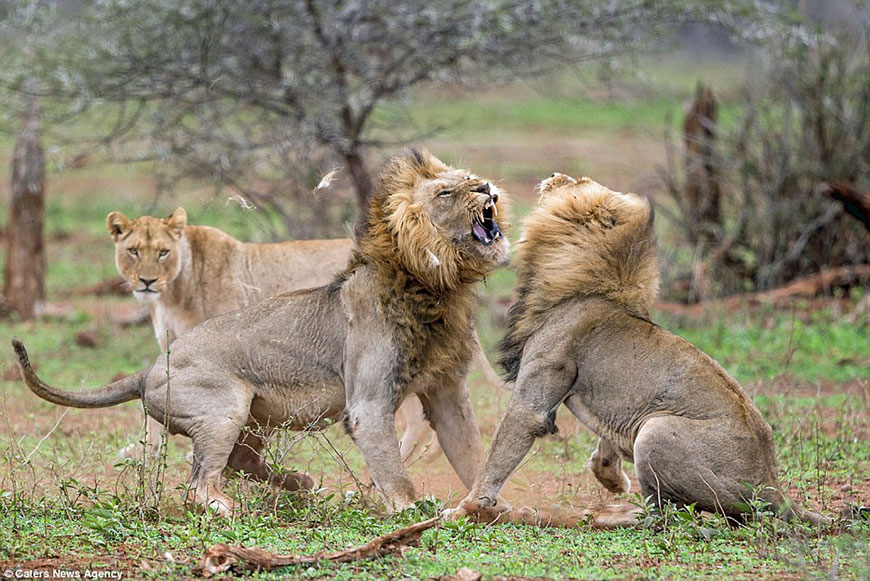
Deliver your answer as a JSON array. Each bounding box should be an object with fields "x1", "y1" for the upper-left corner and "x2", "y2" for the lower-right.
[
  {"x1": 163, "y1": 226, "x2": 353, "y2": 325},
  {"x1": 240, "y1": 237, "x2": 354, "y2": 296}
]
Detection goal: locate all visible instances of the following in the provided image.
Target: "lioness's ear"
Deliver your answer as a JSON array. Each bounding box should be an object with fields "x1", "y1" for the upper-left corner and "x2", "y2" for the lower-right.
[
  {"x1": 106, "y1": 211, "x2": 131, "y2": 241},
  {"x1": 166, "y1": 207, "x2": 188, "y2": 234}
]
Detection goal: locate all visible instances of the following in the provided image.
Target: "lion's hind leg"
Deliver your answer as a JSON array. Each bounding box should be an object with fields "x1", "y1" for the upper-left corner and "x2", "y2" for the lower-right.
[
  {"x1": 188, "y1": 432, "x2": 240, "y2": 518},
  {"x1": 418, "y1": 378, "x2": 484, "y2": 491},
  {"x1": 226, "y1": 426, "x2": 315, "y2": 492},
  {"x1": 633, "y1": 415, "x2": 766, "y2": 519},
  {"x1": 183, "y1": 391, "x2": 255, "y2": 517},
  {"x1": 397, "y1": 396, "x2": 440, "y2": 462},
  {"x1": 562, "y1": 395, "x2": 631, "y2": 495}
]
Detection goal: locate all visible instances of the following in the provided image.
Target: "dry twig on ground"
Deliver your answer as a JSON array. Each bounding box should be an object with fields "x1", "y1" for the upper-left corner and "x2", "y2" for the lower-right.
[{"x1": 195, "y1": 516, "x2": 440, "y2": 577}]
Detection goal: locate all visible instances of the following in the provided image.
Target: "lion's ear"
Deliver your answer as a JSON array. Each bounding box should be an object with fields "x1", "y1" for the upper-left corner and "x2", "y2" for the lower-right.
[
  {"x1": 406, "y1": 147, "x2": 448, "y2": 178},
  {"x1": 166, "y1": 207, "x2": 188, "y2": 235},
  {"x1": 106, "y1": 211, "x2": 131, "y2": 241}
]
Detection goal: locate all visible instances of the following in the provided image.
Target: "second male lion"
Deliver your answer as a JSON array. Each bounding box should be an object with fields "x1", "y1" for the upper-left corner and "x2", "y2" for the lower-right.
[
  {"x1": 14, "y1": 149, "x2": 509, "y2": 515},
  {"x1": 451, "y1": 174, "x2": 828, "y2": 526}
]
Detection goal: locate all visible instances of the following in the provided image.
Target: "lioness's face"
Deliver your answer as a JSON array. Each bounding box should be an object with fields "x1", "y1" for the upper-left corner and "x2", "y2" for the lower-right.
[
  {"x1": 106, "y1": 208, "x2": 187, "y2": 301},
  {"x1": 413, "y1": 168, "x2": 509, "y2": 265}
]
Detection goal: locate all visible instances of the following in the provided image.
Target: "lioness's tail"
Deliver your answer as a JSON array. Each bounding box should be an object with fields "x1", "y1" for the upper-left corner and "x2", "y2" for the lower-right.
[{"x1": 12, "y1": 337, "x2": 145, "y2": 408}]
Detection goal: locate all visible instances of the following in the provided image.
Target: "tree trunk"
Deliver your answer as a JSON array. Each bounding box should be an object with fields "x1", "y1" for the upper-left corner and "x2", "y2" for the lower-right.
[
  {"x1": 344, "y1": 149, "x2": 374, "y2": 239},
  {"x1": 3, "y1": 96, "x2": 46, "y2": 320}
]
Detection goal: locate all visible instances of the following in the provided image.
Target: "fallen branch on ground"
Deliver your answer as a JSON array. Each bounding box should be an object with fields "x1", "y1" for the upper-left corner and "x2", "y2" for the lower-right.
[
  {"x1": 758, "y1": 265, "x2": 870, "y2": 303},
  {"x1": 194, "y1": 516, "x2": 440, "y2": 577},
  {"x1": 660, "y1": 265, "x2": 870, "y2": 316}
]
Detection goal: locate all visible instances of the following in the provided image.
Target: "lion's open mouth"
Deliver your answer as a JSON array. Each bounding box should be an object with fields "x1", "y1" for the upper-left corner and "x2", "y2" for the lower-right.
[{"x1": 472, "y1": 199, "x2": 502, "y2": 246}]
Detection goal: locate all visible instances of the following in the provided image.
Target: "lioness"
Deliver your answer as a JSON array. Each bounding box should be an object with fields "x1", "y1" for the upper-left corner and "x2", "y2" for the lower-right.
[
  {"x1": 107, "y1": 207, "x2": 352, "y2": 457},
  {"x1": 109, "y1": 206, "x2": 500, "y2": 460},
  {"x1": 451, "y1": 174, "x2": 828, "y2": 526},
  {"x1": 14, "y1": 149, "x2": 509, "y2": 515}
]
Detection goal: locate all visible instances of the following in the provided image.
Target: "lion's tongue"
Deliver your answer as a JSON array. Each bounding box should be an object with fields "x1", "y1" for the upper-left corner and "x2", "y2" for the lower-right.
[{"x1": 472, "y1": 222, "x2": 492, "y2": 245}]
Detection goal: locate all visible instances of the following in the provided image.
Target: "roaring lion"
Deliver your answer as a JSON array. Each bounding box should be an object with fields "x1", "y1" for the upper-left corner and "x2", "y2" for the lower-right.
[
  {"x1": 108, "y1": 205, "x2": 500, "y2": 461},
  {"x1": 450, "y1": 174, "x2": 828, "y2": 526},
  {"x1": 14, "y1": 149, "x2": 509, "y2": 515}
]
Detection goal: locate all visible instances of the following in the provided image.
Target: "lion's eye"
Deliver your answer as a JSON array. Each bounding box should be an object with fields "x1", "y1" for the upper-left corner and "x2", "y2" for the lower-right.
[
  {"x1": 437, "y1": 190, "x2": 452, "y2": 198},
  {"x1": 127, "y1": 248, "x2": 138, "y2": 257},
  {"x1": 158, "y1": 249, "x2": 169, "y2": 259}
]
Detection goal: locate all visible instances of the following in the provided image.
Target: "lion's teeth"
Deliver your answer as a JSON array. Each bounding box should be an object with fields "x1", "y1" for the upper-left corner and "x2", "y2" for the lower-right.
[{"x1": 482, "y1": 198, "x2": 498, "y2": 217}]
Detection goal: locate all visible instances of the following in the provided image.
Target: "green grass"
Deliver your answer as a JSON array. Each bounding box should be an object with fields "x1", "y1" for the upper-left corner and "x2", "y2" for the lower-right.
[
  {"x1": 371, "y1": 55, "x2": 747, "y2": 141},
  {"x1": 655, "y1": 304, "x2": 870, "y2": 384},
  {"x1": 2, "y1": 493, "x2": 868, "y2": 579},
  {"x1": 378, "y1": 94, "x2": 686, "y2": 134}
]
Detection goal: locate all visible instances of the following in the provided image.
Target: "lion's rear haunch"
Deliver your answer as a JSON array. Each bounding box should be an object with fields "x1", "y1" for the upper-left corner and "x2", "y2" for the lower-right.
[{"x1": 11, "y1": 337, "x2": 144, "y2": 408}]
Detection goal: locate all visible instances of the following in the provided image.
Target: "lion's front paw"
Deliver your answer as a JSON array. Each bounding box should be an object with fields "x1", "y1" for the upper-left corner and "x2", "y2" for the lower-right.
[
  {"x1": 277, "y1": 470, "x2": 315, "y2": 492},
  {"x1": 537, "y1": 173, "x2": 578, "y2": 196}
]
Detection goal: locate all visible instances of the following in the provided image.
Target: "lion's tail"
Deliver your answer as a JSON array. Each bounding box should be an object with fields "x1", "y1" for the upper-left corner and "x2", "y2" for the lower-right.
[
  {"x1": 12, "y1": 337, "x2": 145, "y2": 408},
  {"x1": 761, "y1": 486, "x2": 832, "y2": 527}
]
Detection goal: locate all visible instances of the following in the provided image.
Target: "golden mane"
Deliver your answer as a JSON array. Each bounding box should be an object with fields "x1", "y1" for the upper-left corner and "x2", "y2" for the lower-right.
[
  {"x1": 336, "y1": 148, "x2": 508, "y2": 388},
  {"x1": 499, "y1": 176, "x2": 659, "y2": 381},
  {"x1": 354, "y1": 148, "x2": 495, "y2": 292}
]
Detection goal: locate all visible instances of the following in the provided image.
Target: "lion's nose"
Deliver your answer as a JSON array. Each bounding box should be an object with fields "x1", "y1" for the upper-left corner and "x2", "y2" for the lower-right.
[
  {"x1": 139, "y1": 277, "x2": 157, "y2": 288},
  {"x1": 473, "y1": 183, "x2": 490, "y2": 196}
]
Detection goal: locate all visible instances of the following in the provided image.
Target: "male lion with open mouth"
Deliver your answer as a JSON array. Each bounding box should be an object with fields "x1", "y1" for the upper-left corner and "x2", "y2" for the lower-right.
[
  {"x1": 450, "y1": 174, "x2": 828, "y2": 527},
  {"x1": 12, "y1": 149, "x2": 509, "y2": 516}
]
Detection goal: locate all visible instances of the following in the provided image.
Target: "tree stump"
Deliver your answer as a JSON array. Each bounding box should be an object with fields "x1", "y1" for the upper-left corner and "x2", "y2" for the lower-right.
[
  {"x1": 3, "y1": 96, "x2": 46, "y2": 320},
  {"x1": 683, "y1": 83, "x2": 722, "y2": 246}
]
